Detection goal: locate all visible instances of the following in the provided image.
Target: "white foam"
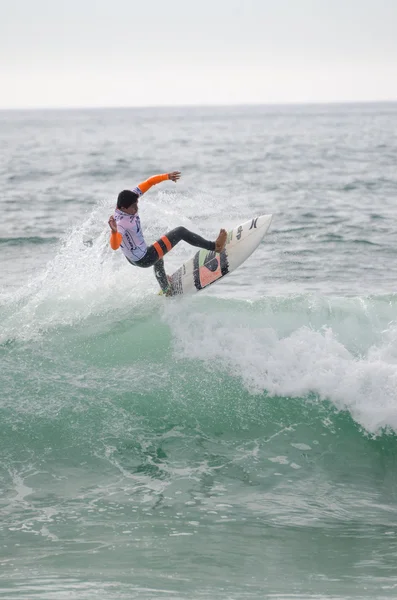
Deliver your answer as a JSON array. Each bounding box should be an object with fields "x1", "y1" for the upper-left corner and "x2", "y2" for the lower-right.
[
  {"x1": 0, "y1": 200, "x2": 159, "y2": 342},
  {"x1": 164, "y1": 297, "x2": 397, "y2": 435},
  {"x1": 0, "y1": 190, "x2": 222, "y2": 343}
]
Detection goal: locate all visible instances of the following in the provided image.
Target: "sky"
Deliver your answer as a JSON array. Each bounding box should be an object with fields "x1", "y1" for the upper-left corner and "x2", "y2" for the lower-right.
[{"x1": 1, "y1": 0, "x2": 396, "y2": 109}]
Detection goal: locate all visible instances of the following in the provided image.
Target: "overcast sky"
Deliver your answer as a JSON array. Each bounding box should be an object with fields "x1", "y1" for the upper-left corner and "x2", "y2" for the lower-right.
[{"x1": 1, "y1": 0, "x2": 396, "y2": 108}]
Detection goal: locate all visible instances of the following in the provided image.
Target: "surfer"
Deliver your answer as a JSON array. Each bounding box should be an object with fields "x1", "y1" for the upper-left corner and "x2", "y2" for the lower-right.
[{"x1": 108, "y1": 171, "x2": 227, "y2": 295}]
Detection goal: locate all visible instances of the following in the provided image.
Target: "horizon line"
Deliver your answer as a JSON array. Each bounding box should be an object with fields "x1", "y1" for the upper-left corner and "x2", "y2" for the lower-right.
[{"x1": 0, "y1": 99, "x2": 396, "y2": 112}]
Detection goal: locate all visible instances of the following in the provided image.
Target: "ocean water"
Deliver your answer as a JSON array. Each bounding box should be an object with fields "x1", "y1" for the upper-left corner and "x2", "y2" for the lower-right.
[{"x1": 1, "y1": 103, "x2": 397, "y2": 599}]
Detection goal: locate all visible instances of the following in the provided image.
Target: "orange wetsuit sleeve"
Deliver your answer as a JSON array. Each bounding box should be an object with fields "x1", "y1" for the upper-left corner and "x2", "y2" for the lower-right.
[
  {"x1": 137, "y1": 173, "x2": 169, "y2": 194},
  {"x1": 110, "y1": 231, "x2": 123, "y2": 250}
]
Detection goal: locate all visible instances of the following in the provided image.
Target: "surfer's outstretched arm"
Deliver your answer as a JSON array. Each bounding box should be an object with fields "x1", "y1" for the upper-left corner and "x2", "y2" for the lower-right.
[
  {"x1": 137, "y1": 171, "x2": 181, "y2": 195},
  {"x1": 108, "y1": 171, "x2": 181, "y2": 252},
  {"x1": 108, "y1": 216, "x2": 122, "y2": 249}
]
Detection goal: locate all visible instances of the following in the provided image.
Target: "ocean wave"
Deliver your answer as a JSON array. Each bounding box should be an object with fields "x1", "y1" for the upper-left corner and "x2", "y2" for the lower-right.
[
  {"x1": 1, "y1": 203, "x2": 397, "y2": 439},
  {"x1": 0, "y1": 236, "x2": 59, "y2": 247},
  {"x1": 1, "y1": 287, "x2": 397, "y2": 437}
]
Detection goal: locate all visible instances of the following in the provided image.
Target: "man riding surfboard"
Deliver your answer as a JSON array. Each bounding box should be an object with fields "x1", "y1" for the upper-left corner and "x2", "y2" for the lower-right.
[{"x1": 108, "y1": 171, "x2": 227, "y2": 295}]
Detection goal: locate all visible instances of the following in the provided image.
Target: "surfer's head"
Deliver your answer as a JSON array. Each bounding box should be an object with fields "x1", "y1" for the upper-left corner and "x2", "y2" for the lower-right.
[{"x1": 117, "y1": 190, "x2": 139, "y2": 214}]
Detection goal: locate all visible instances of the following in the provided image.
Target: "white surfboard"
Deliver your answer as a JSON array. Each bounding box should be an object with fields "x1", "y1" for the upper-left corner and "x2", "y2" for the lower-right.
[{"x1": 167, "y1": 214, "x2": 273, "y2": 296}]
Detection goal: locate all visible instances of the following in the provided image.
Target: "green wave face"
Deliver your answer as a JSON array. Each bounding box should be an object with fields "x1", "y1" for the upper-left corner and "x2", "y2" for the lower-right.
[{"x1": 2, "y1": 291, "x2": 397, "y2": 598}]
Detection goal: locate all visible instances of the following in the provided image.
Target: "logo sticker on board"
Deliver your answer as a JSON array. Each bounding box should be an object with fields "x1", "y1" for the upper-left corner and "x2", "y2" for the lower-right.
[{"x1": 193, "y1": 250, "x2": 229, "y2": 291}]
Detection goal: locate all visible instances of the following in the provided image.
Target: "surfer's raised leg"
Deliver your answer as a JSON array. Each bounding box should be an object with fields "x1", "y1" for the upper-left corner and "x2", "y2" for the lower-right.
[{"x1": 162, "y1": 226, "x2": 227, "y2": 253}]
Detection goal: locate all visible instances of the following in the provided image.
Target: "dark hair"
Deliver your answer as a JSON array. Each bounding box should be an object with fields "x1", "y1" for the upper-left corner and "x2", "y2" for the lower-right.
[{"x1": 117, "y1": 190, "x2": 139, "y2": 210}]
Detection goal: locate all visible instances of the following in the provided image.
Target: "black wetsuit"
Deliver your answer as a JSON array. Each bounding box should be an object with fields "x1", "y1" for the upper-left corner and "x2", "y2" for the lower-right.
[{"x1": 130, "y1": 226, "x2": 216, "y2": 292}]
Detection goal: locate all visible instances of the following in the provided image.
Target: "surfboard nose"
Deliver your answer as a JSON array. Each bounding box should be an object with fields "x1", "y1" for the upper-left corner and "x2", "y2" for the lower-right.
[{"x1": 254, "y1": 214, "x2": 273, "y2": 231}]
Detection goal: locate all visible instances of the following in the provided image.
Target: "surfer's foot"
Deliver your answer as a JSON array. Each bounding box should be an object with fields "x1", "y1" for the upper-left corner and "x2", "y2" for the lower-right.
[
  {"x1": 215, "y1": 229, "x2": 227, "y2": 253},
  {"x1": 164, "y1": 275, "x2": 173, "y2": 297}
]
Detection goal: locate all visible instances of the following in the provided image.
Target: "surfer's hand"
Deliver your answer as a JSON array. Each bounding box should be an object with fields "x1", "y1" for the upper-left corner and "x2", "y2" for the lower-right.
[
  {"x1": 108, "y1": 216, "x2": 117, "y2": 233},
  {"x1": 168, "y1": 171, "x2": 181, "y2": 182}
]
